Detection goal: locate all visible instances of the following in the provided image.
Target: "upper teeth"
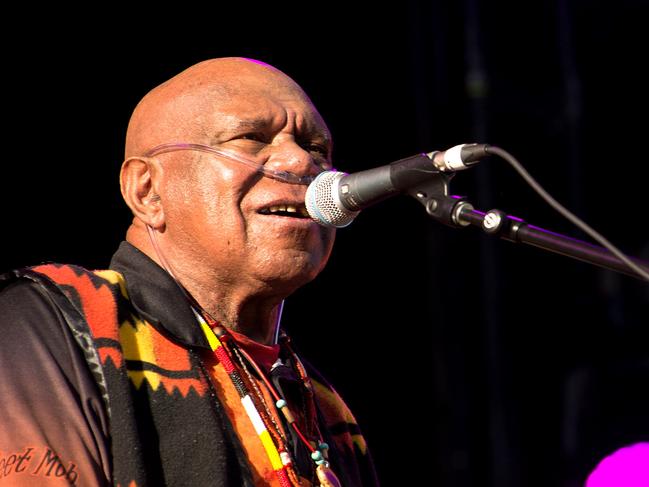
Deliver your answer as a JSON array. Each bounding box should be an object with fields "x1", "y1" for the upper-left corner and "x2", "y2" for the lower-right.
[
  {"x1": 261, "y1": 205, "x2": 310, "y2": 217},
  {"x1": 270, "y1": 205, "x2": 296, "y2": 213}
]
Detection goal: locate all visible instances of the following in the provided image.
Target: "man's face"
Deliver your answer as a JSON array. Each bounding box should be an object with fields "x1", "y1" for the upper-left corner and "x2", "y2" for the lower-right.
[{"x1": 159, "y1": 78, "x2": 336, "y2": 294}]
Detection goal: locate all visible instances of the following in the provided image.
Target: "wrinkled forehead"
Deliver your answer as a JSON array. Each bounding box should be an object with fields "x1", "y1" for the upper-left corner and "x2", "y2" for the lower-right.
[
  {"x1": 209, "y1": 91, "x2": 330, "y2": 140},
  {"x1": 195, "y1": 78, "x2": 331, "y2": 139}
]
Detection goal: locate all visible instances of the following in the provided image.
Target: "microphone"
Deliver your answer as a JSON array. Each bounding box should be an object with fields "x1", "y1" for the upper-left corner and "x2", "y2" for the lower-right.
[{"x1": 305, "y1": 143, "x2": 490, "y2": 228}]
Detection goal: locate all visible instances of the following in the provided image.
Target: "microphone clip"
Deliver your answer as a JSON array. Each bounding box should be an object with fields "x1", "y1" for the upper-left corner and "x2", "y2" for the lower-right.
[{"x1": 406, "y1": 172, "x2": 474, "y2": 228}]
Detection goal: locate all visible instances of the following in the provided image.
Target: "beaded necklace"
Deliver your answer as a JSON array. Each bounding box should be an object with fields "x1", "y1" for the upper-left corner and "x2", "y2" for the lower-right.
[{"x1": 195, "y1": 310, "x2": 342, "y2": 487}]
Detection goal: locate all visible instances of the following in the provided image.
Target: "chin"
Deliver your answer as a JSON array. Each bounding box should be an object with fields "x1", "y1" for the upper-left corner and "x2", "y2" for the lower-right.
[{"x1": 259, "y1": 254, "x2": 328, "y2": 292}]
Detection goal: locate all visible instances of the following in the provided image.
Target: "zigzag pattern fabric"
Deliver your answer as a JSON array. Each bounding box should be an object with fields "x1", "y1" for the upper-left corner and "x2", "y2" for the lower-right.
[{"x1": 10, "y1": 261, "x2": 378, "y2": 486}]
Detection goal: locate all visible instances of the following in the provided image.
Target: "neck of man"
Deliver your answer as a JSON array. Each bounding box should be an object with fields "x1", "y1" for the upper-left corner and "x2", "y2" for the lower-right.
[
  {"x1": 175, "y1": 269, "x2": 283, "y2": 345},
  {"x1": 126, "y1": 225, "x2": 284, "y2": 345}
]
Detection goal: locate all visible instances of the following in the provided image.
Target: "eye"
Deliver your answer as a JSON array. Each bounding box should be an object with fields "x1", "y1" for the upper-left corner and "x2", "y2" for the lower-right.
[
  {"x1": 299, "y1": 137, "x2": 331, "y2": 160},
  {"x1": 302, "y1": 143, "x2": 333, "y2": 170},
  {"x1": 240, "y1": 132, "x2": 267, "y2": 143},
  {"x1": 303, "y1": 143, "x2": 329, "y2": 157}
]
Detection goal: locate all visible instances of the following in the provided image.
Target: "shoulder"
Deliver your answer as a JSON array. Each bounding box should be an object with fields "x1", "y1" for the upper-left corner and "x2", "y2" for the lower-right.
[
  {"x1": 309, "y1": 368, "x2": 357, "y2": 421},
  {"x1": 302, "y1": 359, "x2": 364, "y2": 447},
  {"x1": 0, "y1": 270, "x2": 85, "y2": 371},
  {"x1": 0, "y1": 264, "x2": 110, "y2": 410},
  {"x1": 1, "y1": 263, "x2": 126, "y2": 314},
  {"x1": 0, "y1": 268, "x2": 104, "y2": 413},
  {"x1": 0, "y1": 263, "x2": 126, "y2": 352},
  {"x1": 0, "y1": 263, "x2": 121, "y2": 368},
  {"x1": 303, "y1": 359, "x2": 381, "y2": 486},
  {"x1": 302, "y1": 359, "x2": 356, "y2": 417},
  {"x1": 0, "y1": 275, "x2": 69, "y2": 344}
]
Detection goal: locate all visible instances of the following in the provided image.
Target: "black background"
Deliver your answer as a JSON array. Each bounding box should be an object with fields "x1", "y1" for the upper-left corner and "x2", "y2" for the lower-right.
[{"x1": 2, "y1": 2, "x2": 648, "y2": 486}]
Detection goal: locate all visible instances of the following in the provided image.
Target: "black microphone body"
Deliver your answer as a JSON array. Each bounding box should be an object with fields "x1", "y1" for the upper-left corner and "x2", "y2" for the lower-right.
[
  {"x1": 337, "y1": 153, "x2": 438, "y2": 211},
  {"x1": 305, "y1": 143, "x2": 489, "y2": 228}
]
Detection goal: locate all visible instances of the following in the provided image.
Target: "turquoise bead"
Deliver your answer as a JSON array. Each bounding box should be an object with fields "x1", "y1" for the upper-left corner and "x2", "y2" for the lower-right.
[
  {"x1": 311, "y1": 450, "x2": 324, "y2": 461},
  {"x1": 318, "y1": 442, "x2": 329, "y2": 451},
  {"x1": 276, "y1": 399, "x2": 287, "y2": 409}
]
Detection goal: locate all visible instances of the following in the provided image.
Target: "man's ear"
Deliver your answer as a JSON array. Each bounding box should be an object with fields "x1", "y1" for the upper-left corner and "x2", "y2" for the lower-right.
[{"x1": 120, "y1": 157, "x2": 165, "y2": 230}]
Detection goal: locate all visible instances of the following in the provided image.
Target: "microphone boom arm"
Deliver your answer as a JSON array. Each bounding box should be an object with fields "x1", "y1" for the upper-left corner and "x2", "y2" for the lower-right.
[{"x1": 407, "y1": 174, "x2": 649, "y2": 281}]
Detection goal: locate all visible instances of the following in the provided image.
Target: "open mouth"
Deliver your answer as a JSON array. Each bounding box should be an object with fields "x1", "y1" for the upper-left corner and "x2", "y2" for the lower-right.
[{"x1": 258, "y1": 204, "x2": 311, "y2": 218}]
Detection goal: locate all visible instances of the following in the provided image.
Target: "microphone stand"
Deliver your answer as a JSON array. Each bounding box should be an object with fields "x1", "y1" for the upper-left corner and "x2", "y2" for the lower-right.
[{"x1": 406, "y1": 173, "x2": 649, "y2": 281}]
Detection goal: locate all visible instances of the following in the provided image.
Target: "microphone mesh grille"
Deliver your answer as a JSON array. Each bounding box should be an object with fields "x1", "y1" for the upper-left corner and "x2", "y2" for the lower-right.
[{"x1": 305, "y1": 171, "x2": 358, "y2": 228}]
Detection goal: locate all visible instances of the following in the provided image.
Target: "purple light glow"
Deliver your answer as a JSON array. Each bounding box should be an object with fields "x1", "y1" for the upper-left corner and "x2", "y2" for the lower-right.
[
  {"x1": 242, "y1": 58, "x2": 272, "y2": 68},
  {"x1": 585, "y1": 442, "x2": 649, "y2": 487}
]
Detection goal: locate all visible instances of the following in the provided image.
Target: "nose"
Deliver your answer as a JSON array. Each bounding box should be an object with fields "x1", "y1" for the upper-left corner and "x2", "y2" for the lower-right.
[{"x1": 264, "y1": 140, "x2": 328, "y2": 179}]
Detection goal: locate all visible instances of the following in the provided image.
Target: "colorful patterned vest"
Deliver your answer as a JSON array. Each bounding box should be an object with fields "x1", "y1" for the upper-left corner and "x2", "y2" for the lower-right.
[{"x1": 13, "y1": 263, "x2": 377, "y2": 486}]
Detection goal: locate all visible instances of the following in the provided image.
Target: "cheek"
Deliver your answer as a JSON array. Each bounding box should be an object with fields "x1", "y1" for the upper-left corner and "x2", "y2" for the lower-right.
[
  {"x1": 201, "y1": 196, "x2": 248, "y2": 251},
  {"x1": 189, "y1": 166, "x2": 249, "y2": 227},
  {"x1": 163, "y1": 172, "x2": 247, "y2": 247}
]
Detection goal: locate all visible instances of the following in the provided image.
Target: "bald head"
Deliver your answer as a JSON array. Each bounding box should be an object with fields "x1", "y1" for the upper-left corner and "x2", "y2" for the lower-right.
[
  {"x1": 120, "y1": 57, "x2": 336, "y2": 338},
  {"x1": 125, "y1": 57, "x2": 313, "y2": 158}
]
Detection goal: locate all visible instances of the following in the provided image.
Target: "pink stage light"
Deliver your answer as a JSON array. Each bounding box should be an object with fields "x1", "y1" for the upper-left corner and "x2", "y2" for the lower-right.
[{"x1": 586, "y1": 442, "x2": 649, "y2": 487}]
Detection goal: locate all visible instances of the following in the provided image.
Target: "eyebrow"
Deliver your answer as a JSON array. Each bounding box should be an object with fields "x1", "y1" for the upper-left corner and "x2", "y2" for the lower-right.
[
  {"x1": 231, "y1": 119, "x2": 268, "y2": 133},
  {"x1": 219, "y1": 118, "x2": 331, "y2": 144}
]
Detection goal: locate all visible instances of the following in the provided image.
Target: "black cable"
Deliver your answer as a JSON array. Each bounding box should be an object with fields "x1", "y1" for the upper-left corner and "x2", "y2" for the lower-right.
[{"x1": 485, "y1": 145, "x2": 649, "y2": 282}]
